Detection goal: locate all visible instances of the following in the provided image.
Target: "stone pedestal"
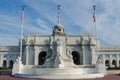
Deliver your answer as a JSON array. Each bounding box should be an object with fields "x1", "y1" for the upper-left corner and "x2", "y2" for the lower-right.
[
  {"x1": 12, "y1": 57, "x2": 23, "y2": 75},
  {"x1": 96, "y1": 62, "x2": 106, "y2": 75}
]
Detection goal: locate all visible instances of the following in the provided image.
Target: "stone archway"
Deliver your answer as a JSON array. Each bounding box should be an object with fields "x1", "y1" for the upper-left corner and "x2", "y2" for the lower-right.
[
  {"x1": 38, "y1": 51, "x2": 47, "y2": 65},
  {"x1": 112, "y1": 60, "x2": 116, "y2": 67},
  {"x1": 119, "y1": 60, "x2": 120, "y2": 67},
  {"x1": 105, "y1": 60, "x2": 109, "y2": 66},
  {"x1": 3, "y1": 60, "x2": 7, "y2": 67},
  {"x1": 9, "y1": 60, "x2": 13, "y2": 68},
  {"x1": 72, "y1": 51, "x2": 80, "y2": 65}
]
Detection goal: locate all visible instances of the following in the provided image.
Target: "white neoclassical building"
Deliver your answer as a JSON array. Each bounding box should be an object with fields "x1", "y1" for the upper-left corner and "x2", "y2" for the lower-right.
[
  {"x1": 0, "y1": 5, "x2": 119, "y2": 79},
  {"x1": 99, "y1": 46, "x2": 120, "y2": 67},
  {"x1": 0, "y1": 46, "x2": 19, "y2": 68},
  {"x1": 10, "y1": 24, "x2": 106, "y2": 79},
  {"x1": 0, "y1": 26, "x2": 120, "y2": 68},
  {"x1": 0, "y1": 23, "x2": 119, "y2": 79}
]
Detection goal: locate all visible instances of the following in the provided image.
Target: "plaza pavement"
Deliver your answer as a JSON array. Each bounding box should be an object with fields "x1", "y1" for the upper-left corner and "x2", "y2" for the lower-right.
[
  {"x1": 0, "y1": 70, "x2": 120, "y2": 80},
  {"x1": 0, "y1": 74, "x2": 120, "y2": 80}
]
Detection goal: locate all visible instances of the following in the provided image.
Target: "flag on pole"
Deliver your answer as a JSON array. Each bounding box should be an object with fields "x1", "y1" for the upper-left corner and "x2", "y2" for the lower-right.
[
  {"x1": 21, "y1": 5, "x2": 25, "y2": 23},
  {"x1": 58, "y1": 11, "x2": 60, "y2": 24},
  {"x1": 21, "y1": 14, "x2": 23, "y2": 23},
  {"x1": 93, "y1": 5, "x2": 96, "y2": 22},
  {"x1": 93, "y1": 12, "x2": 96, "y2": 22},
  {"x1": 20, "y1": 5, "x2": 25, "y2": 59},
  {"x1": 57, "y1": 4, "x2": 61, "y2": 24}
]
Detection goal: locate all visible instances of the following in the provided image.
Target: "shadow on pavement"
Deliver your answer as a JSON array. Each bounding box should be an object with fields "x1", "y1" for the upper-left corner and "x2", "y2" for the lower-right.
[{"x1": 0, "y1": 69, "x2": 12, "y2": 75}]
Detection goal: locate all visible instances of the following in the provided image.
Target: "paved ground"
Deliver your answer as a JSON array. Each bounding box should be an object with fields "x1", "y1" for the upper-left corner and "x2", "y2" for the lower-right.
[
  {"x1": 0, "y1": 74, "x2": 120, "y2": 80},
  {"x1": 0, "y1": 70, "x2": 120, "y2": 80}
]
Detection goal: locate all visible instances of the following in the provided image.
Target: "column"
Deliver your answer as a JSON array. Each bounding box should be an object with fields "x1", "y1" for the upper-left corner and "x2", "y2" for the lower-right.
[
  {"x1": 34, "y1": 46, "x2": 38, "y2": 65},
  {"x1": 102, "y1": 55, "x2": 105, "y2": 66},
  {"x1": 7, "y1": 60, "x2": 9, "y2": 68},
  {"x1": 90, "y1": 46, "x2": 95, "y2": 65},
  {"x1": 116, "y1": 54, "x2": 119, "y2": 67},
  {"x1": 82, "y1": 46, "x2": 85, "y2": 65},
  {"x1": 109, "y1": 55, "x2": 112, "y2": 67},
  {"x1": 26, "y1": 46, "x2": 29, "y2": 65},
  {"x1": 0, "y1": 55, "x2": 2, "y2": 67}
]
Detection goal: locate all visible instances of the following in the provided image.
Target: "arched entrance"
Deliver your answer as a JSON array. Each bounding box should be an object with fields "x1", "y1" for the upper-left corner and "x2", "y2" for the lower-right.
[
  {"x1": 9, "y1": 60, "x2": 13, "y2": 68},
  {"x1": 72, "y1": 51, "x2": 80, "y2": 65},
  {"x1": 119, "y1": 61, "x2": 120, "y2": 67},
  {"x1": 105, "y1": 60, "x2": 109, "y2": 66},
  {"x1": 3, "y1": 60, "x2": 7, "y2": 67},
  {"x1": 112, "y1": 60, "x2": 116, "y2": 67},
  {"x1": 38, "y1": 51, "x2": 47, "y2": 65}
]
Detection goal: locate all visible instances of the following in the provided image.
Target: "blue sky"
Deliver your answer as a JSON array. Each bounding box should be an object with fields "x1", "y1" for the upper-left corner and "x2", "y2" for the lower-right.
[{"x1": 0, "y1": 0, "x2": 120, "y2": 46}]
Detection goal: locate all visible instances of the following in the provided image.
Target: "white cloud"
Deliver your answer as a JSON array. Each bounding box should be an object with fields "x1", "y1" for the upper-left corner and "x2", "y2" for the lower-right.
[
  {"x1": 36, "y1": 18, "x2": 52, "y2": 31},
  {"x1": 0, "y1": 10, "x2": 52, "y2": 46},
  {"x1": 24, "y1": 0, "x2": 57, "y2": 24},
  {"x1": 0, "y1": 14, "x2": 20, "y2": 32},
  {"x1": 0, "y1": 34, "x2": 18, "y2": 46},
  {"x1": 93, "y1": 0, "x2": 120, "y2": 45},
  {"x1": 19, "y1": 0, "x2": 120, "y2": 45},
  {"x1": 0, "y1": 0, "x2": 120, "y2": 46},
  {"x1": 0, "y1": 37, "x2": 18, "y2": 46}
]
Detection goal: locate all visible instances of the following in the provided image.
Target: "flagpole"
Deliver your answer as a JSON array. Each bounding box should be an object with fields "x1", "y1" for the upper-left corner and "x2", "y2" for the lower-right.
[
  {"x1": 20, "y1": 5, "x2": 25, "y2": 60},
  {"x1": 93, "y1": 5, "x2": 99, "y2": 61},
  {"x1": 57, "y1": 4, "x2": 61, "y2": 24}
]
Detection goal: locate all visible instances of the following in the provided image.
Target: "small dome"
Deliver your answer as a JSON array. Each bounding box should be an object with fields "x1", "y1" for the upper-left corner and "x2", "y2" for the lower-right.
[
  {"x1": 52, "y1": 24, "x2": 65, "y2": 35},
  {"x1": 54, "y1": 24, "x2": 64, "y2": 29}
]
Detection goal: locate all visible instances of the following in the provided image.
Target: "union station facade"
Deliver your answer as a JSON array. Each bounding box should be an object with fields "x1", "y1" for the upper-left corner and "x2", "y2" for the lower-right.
[{"x1": 0, "y1": 24, "x2": 120, "y2": 69}]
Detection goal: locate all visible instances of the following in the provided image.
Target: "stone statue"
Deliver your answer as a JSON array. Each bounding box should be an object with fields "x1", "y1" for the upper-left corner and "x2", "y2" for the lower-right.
[
  {"x1": 16, "y1": 57, "x2": 22, "y2": 64},
  {"x1": 42, "y1": 48, "x2": 52, "y2": 68},
  {"x1": 97, "y1": 56, "x2": 103, "y2": 63},
  {"x1": 47, "y1": 48, "x2": 52, "y2": 58},
  {"x1": 66, "y1": 49, "x2": 73, "y2": 59},
  {"x1": 56, "y1": 39, "x2": 64, "y2": 67}
]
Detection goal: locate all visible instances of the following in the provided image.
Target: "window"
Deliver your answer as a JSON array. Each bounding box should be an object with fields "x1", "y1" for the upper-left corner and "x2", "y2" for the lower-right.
[
  {"x1": 72, "y1": 51, "x2": 80, "y2": 65},
  {"x1": 112, "y1": 60, "x2": 116, "y2": 67},
  {"x1": 119, "y1": 61, "x2": 120, "y2": 67},
  {"x1": 3, "y1": 60, "x2": 6, "y2": 67},
  {"x1": 58, "y1": 29, "x2": 61, "y2": 31},
  {"x1": 38, "y1": 51, "x2": 47, "y2": 65},
  {"x1": 9, "y1": 60, "x2": 13, "y2": 68},
  {"x1": 105, "y1": 60, "x2": 109, "y2": 66}
]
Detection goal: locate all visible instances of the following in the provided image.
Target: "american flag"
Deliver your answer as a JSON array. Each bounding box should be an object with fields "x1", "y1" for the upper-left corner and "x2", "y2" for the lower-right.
[
  {"x1": 93, "y1": 12, "x2": 96, "y2": 22},
  {"x1": 21, "y1": 14, "x2": 23, "y2": 23},
  {"x1": 57, "y1": 4, "x2": 61, "y2": 24},
  {"x1": 93, "y1": 5, "x2": 96, "y2": 22},
  {"x1": 58, "y1": 12, "x2": 60, "y2": 24},
  {"x1": 21, "y1": 5, "x2": 25, "y2": 23}
]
